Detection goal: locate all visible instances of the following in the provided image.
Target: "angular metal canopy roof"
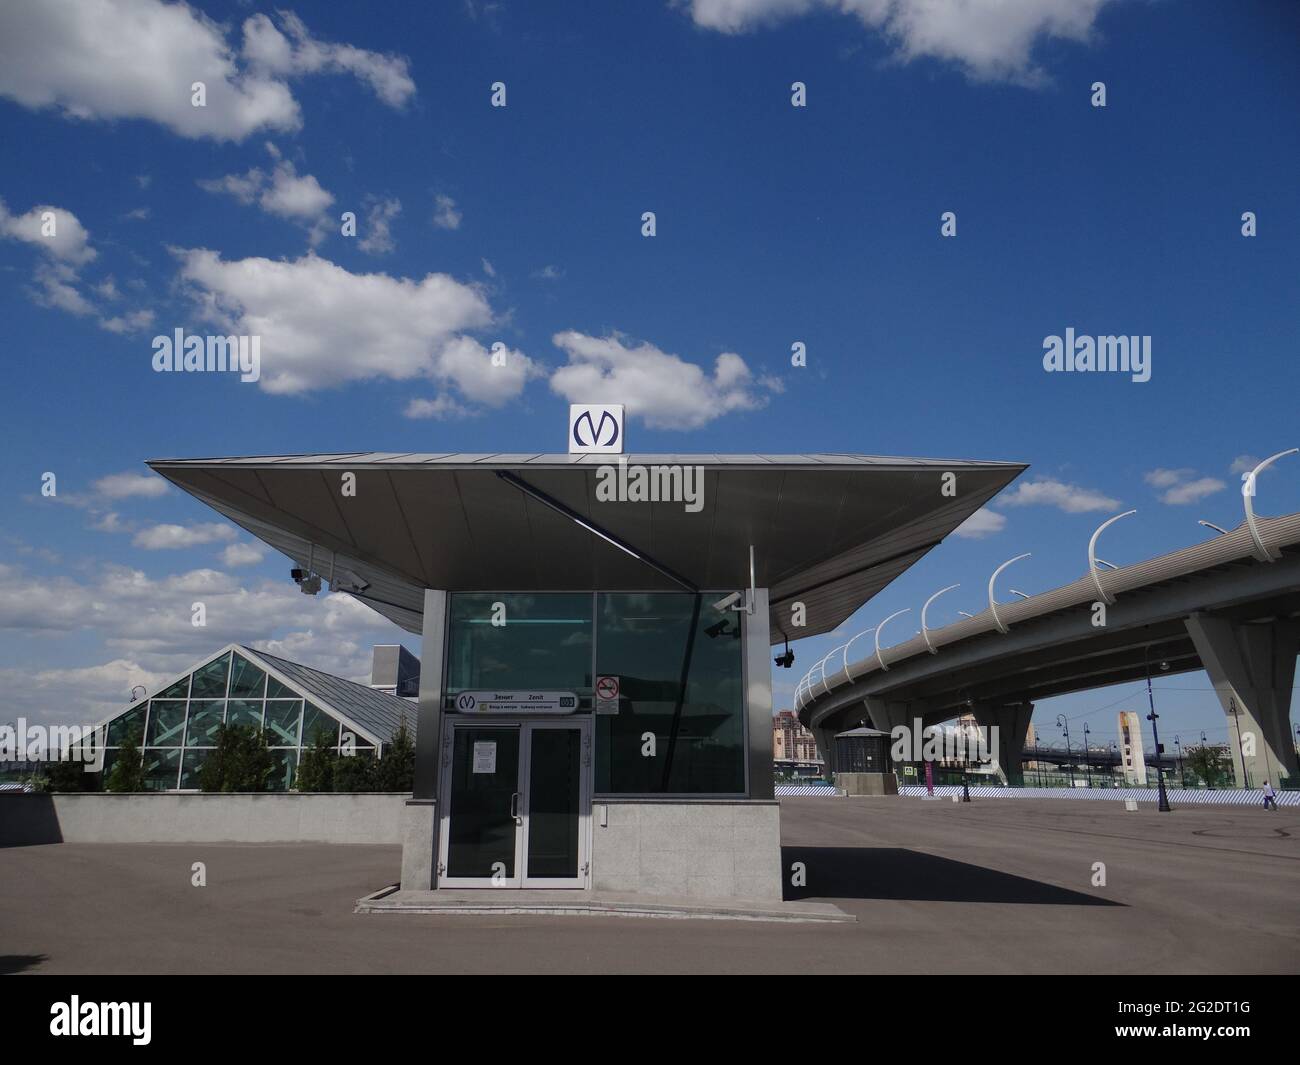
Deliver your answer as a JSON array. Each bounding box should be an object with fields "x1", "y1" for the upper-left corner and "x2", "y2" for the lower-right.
[{"x1": 146, "y1": 452, "x2": 1026, "y2": 644}]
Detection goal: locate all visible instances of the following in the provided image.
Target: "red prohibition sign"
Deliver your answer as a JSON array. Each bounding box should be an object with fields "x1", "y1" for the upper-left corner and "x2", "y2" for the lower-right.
[{"x1": 596, "y1": 676, "x2": 619, "y2": 701}]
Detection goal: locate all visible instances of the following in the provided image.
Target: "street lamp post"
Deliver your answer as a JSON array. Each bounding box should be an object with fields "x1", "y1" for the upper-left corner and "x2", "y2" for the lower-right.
[
  {"x1": 1057, "y1": 714, "x2": 1074, "y2": 789},
  {"x1": 1200, "y1": 730, "x2": 1212, "y2": 789},
  {"x1": 1083, "y1": 723, "x2": 1092, "y2": 788},
  {"x1": 1175, "y1": 734, "x2": 1185, "y2": 789},
  {"x1": 1144, "y1": 644, "x2": 1171, "y2": 812}
]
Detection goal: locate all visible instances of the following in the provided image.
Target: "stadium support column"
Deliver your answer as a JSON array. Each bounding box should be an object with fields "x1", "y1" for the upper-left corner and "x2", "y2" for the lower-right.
[
  {"x1": 973, "y1": 702, "x2": 1032, "y2": 785},
  {"x1": 1185, "y1": 613, "x2": 1300, "y2": 786},
  {"x1": 401, "y1": 588, "x2": 448, "y2": 890},
  {"x1": 743, "y1": 588, "x2": 775, "y2": 801}
]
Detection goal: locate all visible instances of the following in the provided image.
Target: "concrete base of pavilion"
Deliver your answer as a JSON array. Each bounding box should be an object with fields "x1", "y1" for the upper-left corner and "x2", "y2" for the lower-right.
[{"x1": 356, "y1": 886, "x2": 854, "y2": 923}]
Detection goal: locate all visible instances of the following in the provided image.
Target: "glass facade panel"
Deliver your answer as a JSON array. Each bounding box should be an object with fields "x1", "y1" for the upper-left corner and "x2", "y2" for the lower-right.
[
  {"x1": 447, "y1": 593, "x2": 593, "y2": 694},
  {"x1": 107, "y1": 703, "x2": 147, "y2": 747},
  {"x1": 265, "y1": 674, "x2": 296, "y2": 699},
  {"x1": 594, "y1": 593, "x2": 745, "y2": 795},
  {"x1": 228, "y1": 653, "x2": 267, "y2": 698},
  {"x1": 301, "y1": 703, "x2": 338, "y2": 748},
  {"x1": 185, "y1": 701, "x2": 226, "y2": 746},
  {"x1": 190, "y1": 652, "x2": 231, "y2": 698},
  {"x1": 446, "y1": 726, "x2": 520, "y2": 879},
  {"x1": 179, "y1": 748, "x2": 210, "y2": 788},
  {"x1": 225, "y1": 700, "x2": 263, "y2": 730},
  {"x1": 157, "y1": 676, "x2": 191, "y2": 700},
  {"x1": 264, "y1": 700, "x2": 303, "y2": 746},
  {"x1": 143, "y1": 748, "x2": 181, "y2": 791},
  {"x1": 339, "y1": 727, "x2": 374, "y2": 751},
  {"x1": 268, "y1": 749, "x2": 297, "y2": 791},
  {"x1": 146, "y1": 701, "x2": 187, "y2": 747}
]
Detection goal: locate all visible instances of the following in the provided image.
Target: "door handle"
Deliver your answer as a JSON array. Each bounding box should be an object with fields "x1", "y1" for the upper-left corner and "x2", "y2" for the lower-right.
[{"x1": 510, "y1": 792, "x2": 522, "y2": 825}]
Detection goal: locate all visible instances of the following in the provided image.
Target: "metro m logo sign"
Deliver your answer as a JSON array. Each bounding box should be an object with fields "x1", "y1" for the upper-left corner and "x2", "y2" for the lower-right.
[{"x1": 568, "y1": 404, "x2": 624, "y2": 454}]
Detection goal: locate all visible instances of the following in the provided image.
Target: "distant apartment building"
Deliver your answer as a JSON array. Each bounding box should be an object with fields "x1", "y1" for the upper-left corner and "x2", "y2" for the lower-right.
[
  {"x1": 1118, "y1": 710, "x2": 1147, "y2": 785},
  {"x1": 773, "y1": 710, "x2": 820, "y2": 762}
]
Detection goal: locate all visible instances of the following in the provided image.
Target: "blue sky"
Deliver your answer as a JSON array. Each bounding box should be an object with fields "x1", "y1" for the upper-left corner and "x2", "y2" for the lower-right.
[{"x1": 0, "y1": 0, "x2": 1297, "y2": 751}]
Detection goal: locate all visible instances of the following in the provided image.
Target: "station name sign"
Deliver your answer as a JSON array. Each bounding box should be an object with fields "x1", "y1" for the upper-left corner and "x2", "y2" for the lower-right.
[{"x1": 453, "y1": 691, "x2": 579, "y2": 714}]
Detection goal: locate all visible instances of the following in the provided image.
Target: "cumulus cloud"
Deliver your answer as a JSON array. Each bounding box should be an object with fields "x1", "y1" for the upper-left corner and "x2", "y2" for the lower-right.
[
  {"x1": 1001, "y1": 478, "x2": 1120, "y2": 513},
  {"x1": 220, "y1": 542, "x2": 267, "y2": 567},
  {"x1": 358, "y1": 196, "x2": 401, "y2": 255},
  {"x1": 549, "y1": 330, "x2": 778, "y2": 429},
  {"x1": 432, "y1": 194, "x2": 462, "y2": 230},
  {"x1": 199, "y1": 148, "x2": 334, "y2": 233},
  {"x1": 0, "y1": 200, "x2": 95, "y2": 265},
  {"x1": 132, "y1": 522, "x2": 238, "y2": 550},
  {"x1": 174, "y1": 248, "x2": 534, "y2": 405},
  {"x1": 679, "y1": 0, "x2": 1115, "y2": 85},
  {"x1": 404, "y1": 394, "x2": 476, "y2": 421},
  {"x1": 0, "y1": 559, "x2": 405, "y2": 725},
  {"x1": 93, "y1": 472, "x2": 168, "y2": 499},
  {"x1": 0, "y1": 2, "x2": 413, "y2": 142},
  {"x1": 99, "y1": 308, "x2": 156, "y2": 335},
  {"x1": 241, "y1": 11, "x2": 415, "y2": 109},
  {"x1": 953, "y1": 507, "x2": 1006, "y2": 539},
  {"x1": 1144, "y1": 468, "x2": 1225, "y2": 506}
]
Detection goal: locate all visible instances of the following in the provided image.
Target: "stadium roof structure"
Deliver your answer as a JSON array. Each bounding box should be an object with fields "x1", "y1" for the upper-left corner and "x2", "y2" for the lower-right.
[{"x1": 147, "y1": 452, "x2": 1027, "y2": 643}]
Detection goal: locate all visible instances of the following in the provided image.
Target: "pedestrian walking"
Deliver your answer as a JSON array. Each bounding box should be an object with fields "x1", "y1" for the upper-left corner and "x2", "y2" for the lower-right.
[{"x1": 1262, "y1": 780, "x2": 1278, "y2": 811}]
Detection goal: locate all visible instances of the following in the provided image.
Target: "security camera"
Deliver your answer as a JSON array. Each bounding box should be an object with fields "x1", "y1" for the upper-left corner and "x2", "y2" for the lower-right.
[
  {"x1": 299, "y1": 574, "x2": 321, "y2": 596},
  {"x1": 774, "y1": 641, "x2": 794, "y2": 669},
  {"x1": 290, "y1": 568, "x2": 306, "y2": 582},
  {"x1": 712, "y1": 591, "x2": 743, "y2": 612}
]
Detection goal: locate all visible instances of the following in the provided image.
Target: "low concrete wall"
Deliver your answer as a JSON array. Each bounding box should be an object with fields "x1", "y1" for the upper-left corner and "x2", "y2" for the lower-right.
[
  {"x1": 590, "y1": 800, "x2": 783, "y2": 900},
  {"x1": 0, "y1": 793, "x2": 409, "y2": 847},
  {"x1": 837, "y1": 772, "x2": 897, "y2": 796}
]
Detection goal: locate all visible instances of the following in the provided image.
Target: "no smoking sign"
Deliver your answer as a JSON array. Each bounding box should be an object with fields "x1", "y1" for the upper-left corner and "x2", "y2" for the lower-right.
[{"x1": 595, "y1": 675, "x2": 620, "y2": 713}]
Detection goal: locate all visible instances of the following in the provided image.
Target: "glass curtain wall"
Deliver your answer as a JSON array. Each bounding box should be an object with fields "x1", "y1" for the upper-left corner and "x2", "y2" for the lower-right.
[{"x1": 446, "y1": 592, "x2": 746, "y2": 796}]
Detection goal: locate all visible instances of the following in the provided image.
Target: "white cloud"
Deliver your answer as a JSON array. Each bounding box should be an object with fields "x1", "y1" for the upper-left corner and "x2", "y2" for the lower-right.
[
  {"x1": 199, "y1": 152, "x2": 334, "y2": 223},
  {"x1": 549, "y1": 330, "x2": 778, "y2": 429},
  {"x1": 1144, "y1": 467, "x2": 1226, "y2": 506},
  {"x1": 174, "y1": 248, "x2": 530, "y2": 404},
  {"x1": 93, "y1": 472, "x2": 167, "y2": 499},
  {"x1": 0, "y1": 658, "x2": 172, "y2": 727},
  {"x1": 1001, "y1": 478, "x2": 1120, "y2": 513},
  {"x1": 481, "y1": 258, "x2": 496, "y2": 278},
  {"x1": 405, "y1": 394, "x2": 476, "y2": 420},
  {"x1": 241, "y1": 11, "x2": 415, "y2": 109},
  {"x1": 220, "y1": 542, "x2": 267, "y2": 567},
  {"x1": 0, "y1": 200, "x2": 95, "y2": 264},
  {"x1": 1230, "y1": 455, "x2": 1260, "y2": 475},
  {"x1": 433, "y1": 194, "x2": 462, "y2": 230},
  {"x1": 953, "y1": 506, "x2": 1006, "y2": 539},
  {"x1": 0, "y1": 559, "x2": 406, "y2": 725},
  {"x1": 30, "y1": 261, "x2": 96, "y2": 316},
  {"x1": 132, "y1": 522, "x2": 237, "y2": 549},
  {"x1": 680, "y1": 0, "x2": 1114, "y2": 85},
  {"x1": 99, "y1": 308, "x2": 156, "y2": 335},
  {"x1": 358, "y1": 196, "x2": 401, "y2": 255},
  {"x1": 532, "y1": 264, "x2": 564, "y2": 280},
  {"x1": 0, "y1": 2, "x2": 413, "y2": 142}
]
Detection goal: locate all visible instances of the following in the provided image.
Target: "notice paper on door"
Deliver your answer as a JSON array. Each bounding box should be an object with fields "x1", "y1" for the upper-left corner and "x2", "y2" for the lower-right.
[{"x1": 472, "y1": 741, "x2": 497, "y2": 774}]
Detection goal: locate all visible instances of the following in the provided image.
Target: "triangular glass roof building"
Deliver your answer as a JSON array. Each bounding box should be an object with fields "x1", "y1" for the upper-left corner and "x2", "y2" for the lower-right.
[{"x1": 96, "y1": 644, "x2": 416, "y2": 792}]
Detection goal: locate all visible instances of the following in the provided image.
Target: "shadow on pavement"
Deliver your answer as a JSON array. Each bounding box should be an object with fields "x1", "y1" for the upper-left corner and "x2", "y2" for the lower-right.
[
  {"x1": 782, "y1": 847, "x2": 1121, "y2": 906},
  {"x1": 0, "y1": 954, "x2": 49, "y2": 974}
]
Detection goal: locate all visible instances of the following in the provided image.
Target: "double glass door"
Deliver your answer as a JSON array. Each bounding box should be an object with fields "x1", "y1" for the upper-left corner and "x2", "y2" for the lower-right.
[{"x1": 438, "y1": 718, "x2": 591, "y2": 888}]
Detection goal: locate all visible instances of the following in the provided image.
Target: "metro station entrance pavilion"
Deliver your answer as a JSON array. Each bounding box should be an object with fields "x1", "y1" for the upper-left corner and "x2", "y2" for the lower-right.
[{"x1": 148, "y1": 449, "x2": 1023, "y2": 901}]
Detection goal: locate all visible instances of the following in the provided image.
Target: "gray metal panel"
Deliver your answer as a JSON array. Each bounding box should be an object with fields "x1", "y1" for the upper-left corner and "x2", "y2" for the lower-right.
[
  {"x1": 244, "y1": 646, "x2": 416, "y2": 744},
  {"x1": 147, "y1": 453, "x2": 1028, "y2": 641}
]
